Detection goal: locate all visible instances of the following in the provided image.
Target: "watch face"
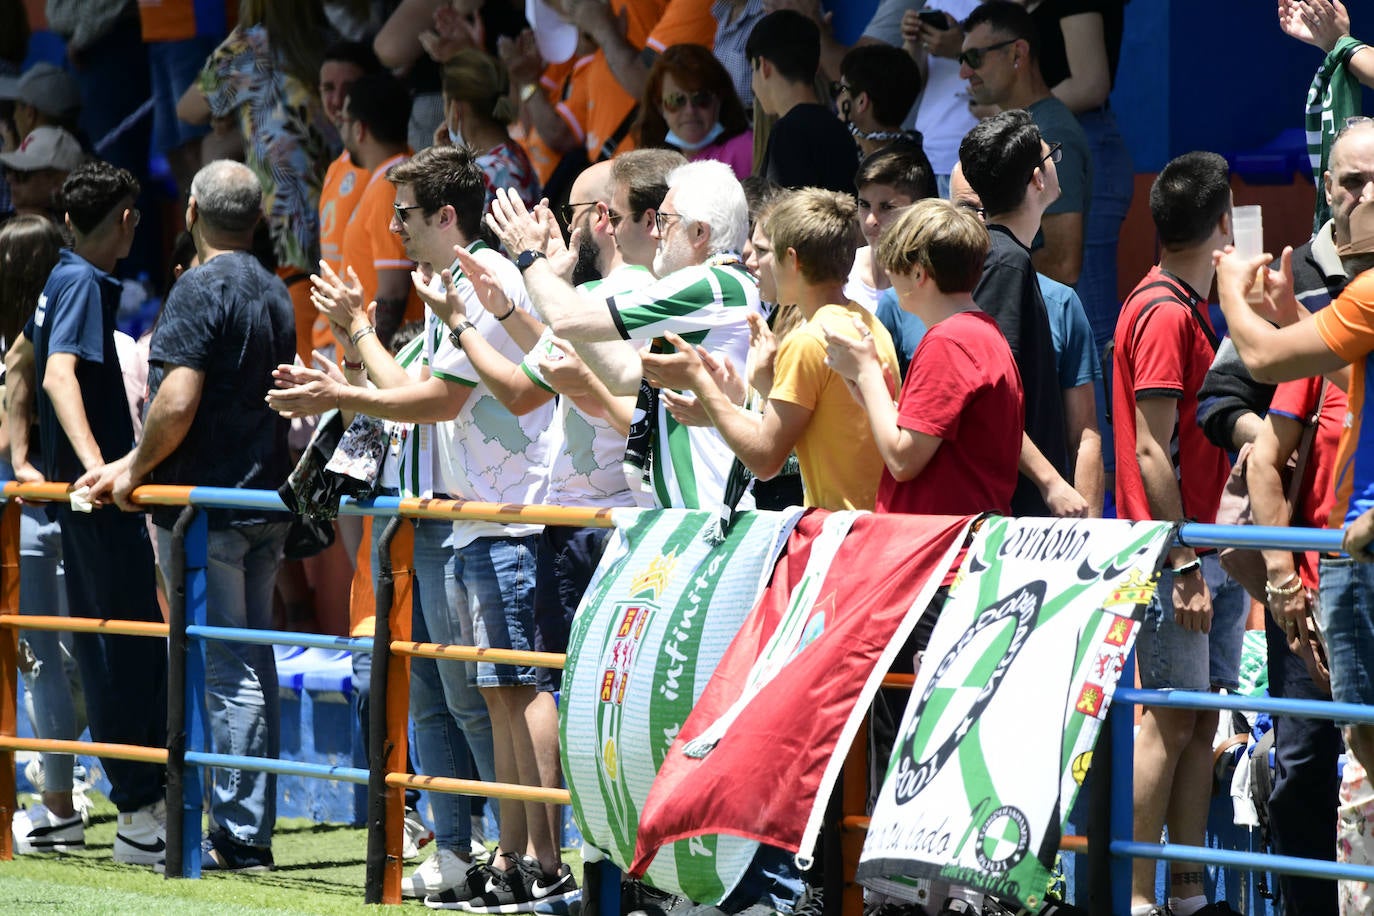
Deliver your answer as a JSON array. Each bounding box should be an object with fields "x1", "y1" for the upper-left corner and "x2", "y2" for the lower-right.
[{"x1": 517, "y1": 249, "x2": 544, "y2": 271}]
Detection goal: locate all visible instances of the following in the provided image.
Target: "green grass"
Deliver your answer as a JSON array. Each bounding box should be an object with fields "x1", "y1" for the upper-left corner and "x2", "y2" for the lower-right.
[{"x1": 2, "y1": 795, "x2": 582, "y2": 915}]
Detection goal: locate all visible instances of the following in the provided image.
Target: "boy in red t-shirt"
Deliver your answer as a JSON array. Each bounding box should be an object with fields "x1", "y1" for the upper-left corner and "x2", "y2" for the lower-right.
[{"x1": 824, "y1": 197, "x2": 1024, "y2": 518}]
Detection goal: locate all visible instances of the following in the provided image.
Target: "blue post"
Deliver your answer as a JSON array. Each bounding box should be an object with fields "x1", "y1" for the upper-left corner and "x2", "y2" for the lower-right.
[
  {"x1": 181, "y1": 510, "x2": 209, "y2": 877},
  {"x1": 1109, "y1": 648, "x2": 1136, "y2": 916},
  {"x1": 597, "y1": 859, "x2": 622, "y2": 916}
]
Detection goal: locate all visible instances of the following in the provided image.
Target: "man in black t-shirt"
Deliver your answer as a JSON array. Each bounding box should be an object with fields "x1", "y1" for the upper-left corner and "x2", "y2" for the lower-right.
[
  {"x1": 960, "y1": 109, "x2": 1086, "y2": 518},
  {"x1": 746, "y1": 10, "x2": 859, "y2": 193},
  {"x1": 84, "y1": 159, "x2": 296, "y2": 873}
]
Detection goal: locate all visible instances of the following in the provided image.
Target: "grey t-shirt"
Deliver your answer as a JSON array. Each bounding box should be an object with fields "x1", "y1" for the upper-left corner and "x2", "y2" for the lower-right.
[{"x1": 1028, "y1": 95, "x2": 1093, "y2": 218}]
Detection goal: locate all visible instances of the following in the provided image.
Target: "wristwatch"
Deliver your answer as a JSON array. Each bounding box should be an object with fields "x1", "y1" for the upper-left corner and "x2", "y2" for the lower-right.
[
  {"x1": 515, "y1": 249, "x2": 546, "y2": 273},
  {"x1": 448, "y1": 320, "x2": 476, "y2": 349}
]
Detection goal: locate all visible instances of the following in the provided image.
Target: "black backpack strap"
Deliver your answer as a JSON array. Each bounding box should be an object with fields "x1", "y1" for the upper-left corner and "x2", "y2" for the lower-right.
[{"x1": 598, "y1": 104, "x2": 640, "y2": 162}]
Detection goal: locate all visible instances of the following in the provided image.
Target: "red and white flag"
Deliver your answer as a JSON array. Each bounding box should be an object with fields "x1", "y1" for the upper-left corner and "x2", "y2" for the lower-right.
[{"x1": 631, "y1": 509, "x2": 973, "y2": 875}]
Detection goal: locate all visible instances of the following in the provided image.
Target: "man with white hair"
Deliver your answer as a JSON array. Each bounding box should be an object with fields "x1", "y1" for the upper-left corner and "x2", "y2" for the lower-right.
[
  {"x1": 487, "y1": 158, "x2": 764, "y2": 512},
  {"x1": 82, "y1": 159, "x2": 296, "y2": 872}
]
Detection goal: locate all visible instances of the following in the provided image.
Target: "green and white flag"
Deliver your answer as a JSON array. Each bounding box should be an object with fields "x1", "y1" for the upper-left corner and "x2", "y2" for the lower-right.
[
  {"x1": 561, "y1": 506, "x2": 804, "y2": 902},
  {"x1": 858, "y1": 516, "x2": 1173, "y2": 910}
]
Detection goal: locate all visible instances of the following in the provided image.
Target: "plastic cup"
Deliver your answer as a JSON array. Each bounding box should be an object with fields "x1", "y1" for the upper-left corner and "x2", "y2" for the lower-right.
[{"x1": 1232, "y1": 205, "x2": 1265, "y2": 303}]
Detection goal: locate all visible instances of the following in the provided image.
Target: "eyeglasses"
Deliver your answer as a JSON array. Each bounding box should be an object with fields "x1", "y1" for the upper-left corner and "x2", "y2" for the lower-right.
[
  {"x1": 956, "y1": 38, "x2": 1017, "y2": 70},
  {"x1": 605, "y1": 209, "x2": 626, "y2": 227},
  {"x1": 1040, "y1": 142, "x2": 1063, "y2": 167},
  {"x1": 560, "y1": 201, "x2": 599, "y2": 223},
  {"x1": 654, "y1": 211, "x2": 686, "y2": 234},
  {"x1": 393, "y1": 202, "x2": 424, "y2": 222},
  {"x1": 829, "y1": 81, "x2": 854, "y2": 99},
  {"x1": 661, "y1": 90, "x2": 714, "y2": 113}
]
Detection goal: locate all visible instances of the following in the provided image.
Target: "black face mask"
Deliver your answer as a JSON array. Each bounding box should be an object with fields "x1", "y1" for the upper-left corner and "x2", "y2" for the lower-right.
[{"x1": 571, "y1": 227, "x2": 602, "y2": 287}]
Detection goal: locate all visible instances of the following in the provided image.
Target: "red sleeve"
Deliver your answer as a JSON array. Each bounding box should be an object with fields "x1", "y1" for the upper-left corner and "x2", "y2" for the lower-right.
[
  {"x1": 1130, "y1": 303, "x2": 1192, "y2": 395},
  {"x1": 895, "y1": 330, "x2": 980, "y2": 441},
  {"x1": 1268, "y1": 376, "x2": 1321, "y2": 421}
]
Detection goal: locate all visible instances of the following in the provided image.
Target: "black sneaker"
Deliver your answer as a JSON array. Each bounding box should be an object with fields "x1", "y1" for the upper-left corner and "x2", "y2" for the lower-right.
[
  {"x1": 425, "y1": 857, "x2": 500, "y2": 910},
  {"x1": 456, "y1": 855, "x2": 580, "y2": 913},
  {"x1": 622, "y1": 877, "x2": 684, "y2": 916},
  {"x1": 201, "y1": 828, "x2": 274, "y2": 873}
]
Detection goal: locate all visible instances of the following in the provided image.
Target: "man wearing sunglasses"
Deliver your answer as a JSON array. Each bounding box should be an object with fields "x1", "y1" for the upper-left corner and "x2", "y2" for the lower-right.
[{"x1": 959, "y1": 2, "x2": 1091, "y2": 290}]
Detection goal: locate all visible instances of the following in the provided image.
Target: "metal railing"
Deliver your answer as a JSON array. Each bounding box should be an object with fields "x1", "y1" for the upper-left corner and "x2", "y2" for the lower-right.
[{"x1": 0, "y1": 482, "x2": 1370, "y2": 915}]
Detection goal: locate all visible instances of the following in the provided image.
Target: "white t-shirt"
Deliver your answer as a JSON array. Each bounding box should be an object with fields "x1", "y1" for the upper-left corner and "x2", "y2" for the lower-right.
[
  {"x1": 519, "y1": 264, "x2": 653, "y2": 509},
  {"x1": 424, "y1": 242, "x2": 559, "y2": 548}
]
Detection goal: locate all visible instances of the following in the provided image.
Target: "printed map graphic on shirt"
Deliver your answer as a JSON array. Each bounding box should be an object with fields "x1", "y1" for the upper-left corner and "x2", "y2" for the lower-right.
[{"x1": 470, "y1": 395, "x2": 533, "y2": 453}]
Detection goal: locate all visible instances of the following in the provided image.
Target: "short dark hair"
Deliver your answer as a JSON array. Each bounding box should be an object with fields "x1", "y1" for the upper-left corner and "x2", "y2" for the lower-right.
[
  {"x1": 963, "y1": 1, "x2": 1039, "y2": 62},
  {"x1": 745, "y1": 10, "x2": 820, "y2": 85},
  {"x1": 958, "y1": 109, "x2": 1044, "y2": 217},
  {"x1": 345, "y1": 72, "x2": 412, "y2": 148},
  {"x1": 387, "y1": 145, "x2": 488, "y2": 240},
  {"x1": 323, "y1": 40, "x2": 381, "y2": 74},
  {"x1": 840, "y1": 45, "x2": 922, "y2": 128},
  {"x1": 856, "y1": 143, "x2": 937, "y2": 202},
  {"x1": 60, "y1": 160, "x2": 139, "y2": 236},
  {"x1": 1150, "y1": 151, "x2": 1232, "y2": 250},
  {"x1": 610, "y1": 148, "x2": 687, "y2": 221}
]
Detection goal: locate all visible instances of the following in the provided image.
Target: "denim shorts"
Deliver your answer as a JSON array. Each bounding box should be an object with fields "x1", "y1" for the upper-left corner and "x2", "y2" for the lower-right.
[
  {"x1": 1317, "y1": 557, "x2": 1374, "y2": 717},
  {"x1": 456, "y1": 534, "x2": 539, "y2": 688},
  {"x1": 1137, "y1": 553, "x2": 1248, "y2": 691}
]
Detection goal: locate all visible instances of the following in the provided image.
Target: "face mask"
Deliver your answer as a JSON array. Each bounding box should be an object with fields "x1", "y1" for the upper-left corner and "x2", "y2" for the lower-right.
[
  {"x1": 448, "y1": 122, "x2": 466, "y2": 148},
  {"x1": 665, "y1": 121, "x2": 725, "y2": 153}
]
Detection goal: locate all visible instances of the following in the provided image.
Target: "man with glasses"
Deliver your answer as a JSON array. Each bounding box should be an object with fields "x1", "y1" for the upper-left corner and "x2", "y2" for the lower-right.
[
  {"x1": 746, "y1": 10, "x2": 859, "y2": 193},
  {"x1": 959, "y1": 1, "x2": 1091, "y2": 289},
  {"x1": 487, "y1": 158, "x2": 763, "y2": 515},
  {"x1": 959, "y1": 109, "x2": 1088, "y2": 519}
]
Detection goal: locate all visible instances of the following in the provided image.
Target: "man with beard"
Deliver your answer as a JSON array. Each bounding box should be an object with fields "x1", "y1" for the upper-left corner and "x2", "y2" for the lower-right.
[{"x1": 486, "y1": 158, "x2": 765, "y2": 514}]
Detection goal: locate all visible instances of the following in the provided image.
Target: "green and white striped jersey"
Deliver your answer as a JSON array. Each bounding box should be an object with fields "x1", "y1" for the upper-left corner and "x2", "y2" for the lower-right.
[{"x1": 604, "y1": 254, "x2": 762, "y2": 511}]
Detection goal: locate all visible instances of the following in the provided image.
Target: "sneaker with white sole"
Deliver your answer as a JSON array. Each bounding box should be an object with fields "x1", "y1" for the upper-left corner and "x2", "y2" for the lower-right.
[
  {"x1": 12, "y1": 804, "x2": 85, "y2": 854},
  {"x1": 404, "y1": 806, "x2": 435, "y2": 860},
  {"x1": 404, "y1": 847, "x2": 475, "y2": 898},
  {"x1": 452, "y1": 855, "x2": 580, "y2": 913},
  {"x1": 114, "y1": 799, "x2": 166, "y2": 867}
]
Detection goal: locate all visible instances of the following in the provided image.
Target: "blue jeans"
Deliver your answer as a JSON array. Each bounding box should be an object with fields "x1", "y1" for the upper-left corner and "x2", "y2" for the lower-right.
[
  {"x1": 457, "y1": 535, "x2": 540, "y2": 688},
  {"x1": 19, "y1": 505, "x2": 83, "y2": 794},
  {"x1": 1317, "y1": 557, "x2": 1374, "y2": 714},
  {"x1": 160, "y1": 522, "x2": 287, "y2": 848},
  {"x1": 1138, "y1": 553, "x2": 1247, "y2": 691},
  {"x1": 400, "y1": 519, "x2": 497, "y2": 851}
]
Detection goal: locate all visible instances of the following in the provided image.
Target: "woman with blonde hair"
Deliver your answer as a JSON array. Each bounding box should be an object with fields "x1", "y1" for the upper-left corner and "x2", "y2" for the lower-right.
[{"x1": 438, "y1": 48, "x2": 540, "y2": 208}]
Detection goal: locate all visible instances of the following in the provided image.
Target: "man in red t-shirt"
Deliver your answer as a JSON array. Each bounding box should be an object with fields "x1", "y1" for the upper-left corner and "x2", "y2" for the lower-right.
[
  {"x1": 825, "y1": 197, "x2": 1023, "y2": 519},
  {"x1": 1112, "y1": 151, "x2": 1245, "y2": 916}
]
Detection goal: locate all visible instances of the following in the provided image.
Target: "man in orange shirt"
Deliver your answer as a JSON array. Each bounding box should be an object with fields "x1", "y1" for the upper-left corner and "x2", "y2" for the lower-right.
[
  {"x1": 314, "y1": 41, "x2": 381, "y2": 358},
  {"x1": 335, "y1": 72, "x2": 422, "y2": 348}
]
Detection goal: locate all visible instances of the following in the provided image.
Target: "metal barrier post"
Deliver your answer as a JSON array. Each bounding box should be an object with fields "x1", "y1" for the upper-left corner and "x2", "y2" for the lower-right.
[
  {"x1": 165, "y1": 506, "x2": 206, "y2": 878},
  {"x1": 0, "y1": 499, "x2": 20, "y2": 861},
  {"x1": 176, "y1": 508, "x2": 209, "y2": 877},
  {"x1": 1107, "y1": 648, "x2": 1137, "y2": 916}
]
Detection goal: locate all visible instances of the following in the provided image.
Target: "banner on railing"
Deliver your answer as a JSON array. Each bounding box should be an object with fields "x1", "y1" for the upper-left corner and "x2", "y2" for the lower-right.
[
  {"x1": 857, "y1": 516, "x2": 1173, "y2": 911},
  {"x1": 629, "y1": 511, "x2": 972, "y2": 889},
  {"x1": 560, "y1": 506, "x2": 804, "y2": 904}
]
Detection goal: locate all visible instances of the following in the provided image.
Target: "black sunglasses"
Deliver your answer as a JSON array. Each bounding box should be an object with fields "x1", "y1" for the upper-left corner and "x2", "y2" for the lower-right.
[{"x1": 957, "y1": 38, "x2": 1016, "y2": 70}]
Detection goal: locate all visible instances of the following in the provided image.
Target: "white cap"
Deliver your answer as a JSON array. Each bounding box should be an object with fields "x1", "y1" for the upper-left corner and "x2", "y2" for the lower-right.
[
  {"x1": 0, "y1": 126, "x2": 85, "y2": 172},
  {"x1": 525, "y1": 0, "x2": 579, "y2": 65}
]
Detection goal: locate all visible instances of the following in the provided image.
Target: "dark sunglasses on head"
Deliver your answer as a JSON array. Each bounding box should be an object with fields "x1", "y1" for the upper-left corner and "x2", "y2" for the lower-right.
[
  {"x1": 957, "y1": 38, "x2": 1017, "y2": 70},
  {"x1": 661, "y1": 90, "x2": 714, "y2": 113}
]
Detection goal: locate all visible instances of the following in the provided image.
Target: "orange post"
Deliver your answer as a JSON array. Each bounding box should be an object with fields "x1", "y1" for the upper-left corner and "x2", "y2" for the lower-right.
[
  {"x1": 840, "y1": 715, "x2": 868, "y2": 916},
  {"x1": 0, "y1": 500, "x2": 19, "y2": 861}
]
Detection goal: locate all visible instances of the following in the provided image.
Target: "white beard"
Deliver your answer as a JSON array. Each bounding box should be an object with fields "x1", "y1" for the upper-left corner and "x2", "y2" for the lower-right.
[{"x1": 652, "y1": 229, "x2": 695, "y2": 277}]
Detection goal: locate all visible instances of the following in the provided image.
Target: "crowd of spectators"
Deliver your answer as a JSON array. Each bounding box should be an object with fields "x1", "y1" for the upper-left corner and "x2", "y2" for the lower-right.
[{"x1": 7, "y1": 1, "x2": 1374, "y2": 915}]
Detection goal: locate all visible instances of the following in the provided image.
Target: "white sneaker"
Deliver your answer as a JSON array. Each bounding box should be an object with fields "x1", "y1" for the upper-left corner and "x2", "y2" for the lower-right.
[
  {"x1": 404, "y1": 847, "x2": 473, "y2": 898},
  {"x1": 12, "y1": 804, "x2": 85, "y2": 854},
  {"x1": 404, "y1": 806, "x2": 435, "y2": 860},
  {"x1": 114, "y1": 799, "x2": 166, "y2": 866}
]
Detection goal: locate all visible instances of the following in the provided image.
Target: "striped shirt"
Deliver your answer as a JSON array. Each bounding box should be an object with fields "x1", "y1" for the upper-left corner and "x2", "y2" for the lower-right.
[{"x1": 606, "y1": 254, "x2": 763, "y2": 510}]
